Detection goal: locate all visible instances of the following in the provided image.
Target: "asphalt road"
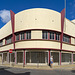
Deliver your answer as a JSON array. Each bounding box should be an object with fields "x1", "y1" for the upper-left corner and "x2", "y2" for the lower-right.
[{"x1": 0, "y1": 66, "x2": 75, "y2": 75}]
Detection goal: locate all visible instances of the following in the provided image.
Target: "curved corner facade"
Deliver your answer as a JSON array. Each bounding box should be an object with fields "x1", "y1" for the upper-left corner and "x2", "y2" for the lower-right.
[{"x1": 0, "y1": 8, "x2": 75, "y2": 66}]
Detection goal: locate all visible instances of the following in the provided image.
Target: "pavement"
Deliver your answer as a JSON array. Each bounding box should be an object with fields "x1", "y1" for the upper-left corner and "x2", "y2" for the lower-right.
[{"x1": 0, "y1": 64, "x2": 75, "y2": 70}]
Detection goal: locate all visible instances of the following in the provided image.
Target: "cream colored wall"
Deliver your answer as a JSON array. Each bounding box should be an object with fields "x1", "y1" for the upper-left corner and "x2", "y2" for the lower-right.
[
  {"x1": 0, "y1": 21, "x2": 12, "y2": 40},
  {"x1": 31, "y1": 30, "x2": 42, "y2": 39},
  {"x1": 15, "y1": 40, "x2": 60, "y2": 49},
  {"x1": 0, "y1": 44, "x2": 14, "y2": 52},
  {"x1": 62, "y1": 43, "x2": 75, "y2": 51},
  {"x1": 71, "y1": 37, "x2": 75, "y2": 44},
  {"x1": 15, "y1": 8, "x2": 61, "y2": 32},
  {"x1": 64, "y1": 19, "x2": 75, "y2": 37}
]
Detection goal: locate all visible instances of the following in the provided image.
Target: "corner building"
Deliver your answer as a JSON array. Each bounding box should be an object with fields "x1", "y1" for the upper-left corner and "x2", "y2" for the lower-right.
[{"x1": 0, "y1": 8, "x2": 75, "y2": 66}]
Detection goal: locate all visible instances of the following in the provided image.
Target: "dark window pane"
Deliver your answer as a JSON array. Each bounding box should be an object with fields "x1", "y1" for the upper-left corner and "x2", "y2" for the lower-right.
[
  {"x1": 26, "y1": 31, "x2": 31, "y2": 39},
  {"x1": 6, "y1": 36, "x2": 12, "y2": 44},
  {"x1": 0, "y1": 40, "x2": 3, "y2": 46},
  {"x1": 20, "y1": 32, "x2": 25, "y2": 40},
  {"x1": 63, "y1": 34, "x2": 70, "y2": 43},
  {"x1": 16, "y1": 34, "x2": 19, "y2": 41},
  {"x1": 50, "y1": 32, "x2": 54, "y2": 40},
  {"x1": 42, "y1": 31, "x2": 48, "y2": 39},
  {"x1": 56, "y1": 33, "x2": 60, "y2": 41}
]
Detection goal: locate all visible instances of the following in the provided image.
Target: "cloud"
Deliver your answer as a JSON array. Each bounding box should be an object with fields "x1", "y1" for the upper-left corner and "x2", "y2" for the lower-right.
[{"x1": 0, "y1": 9, "x2": 10, "y2": 23}]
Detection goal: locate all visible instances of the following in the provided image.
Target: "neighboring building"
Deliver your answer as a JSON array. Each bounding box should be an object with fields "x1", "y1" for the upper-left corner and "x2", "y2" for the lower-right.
[{"x1": 0, "y1": 8, "x2": 75, "y2": 66}]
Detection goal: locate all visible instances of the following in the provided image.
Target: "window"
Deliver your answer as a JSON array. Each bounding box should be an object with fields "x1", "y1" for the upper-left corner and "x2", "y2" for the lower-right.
[
  {"x1": 50, "y1": 32, "x2": 54, "y2": 40},
  {"x1": 56, "y1": 33, "x2": 60, "y2": 41},
  {"x1": 16, "y1": 33, "x2": 19, "y2": 41},
  {"x1": 26, "y1": 31, "x2": 31, "y2": 39},
  {"x1": 0, "y1": 40, "x2": 3, "y2": 46},
  {"x1": 42, "y1": 31, "x2": 48, "y2": 39},
  {"x1": 6, "y1": 36, "x2": 12, "y2": 44},
  {"x1": 20, "y1": 32, "x2": 25, "y2": 40},
  {"x1": 63, "y1": 35, "x2": 70, "y2": 43},
  {"x1": 74, "y1": 38, "x2": 75, "y2": 44}
]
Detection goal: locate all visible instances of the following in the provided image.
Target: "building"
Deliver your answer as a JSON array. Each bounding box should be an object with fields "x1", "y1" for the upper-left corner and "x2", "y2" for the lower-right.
[{"x1": 0, "y1": 8, "x2": 75, "y2": 66}]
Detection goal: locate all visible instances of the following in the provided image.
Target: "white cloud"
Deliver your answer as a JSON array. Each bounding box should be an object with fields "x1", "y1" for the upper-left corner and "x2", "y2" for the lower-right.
[{"x1": 0, "y1": 9, "x2": 10, "y2": 23}]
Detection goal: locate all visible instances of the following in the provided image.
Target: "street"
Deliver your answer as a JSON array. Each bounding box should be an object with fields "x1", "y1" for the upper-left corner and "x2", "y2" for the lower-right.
[{"x1": 0, "y1": 66, "x2": 75, "y2": 75}]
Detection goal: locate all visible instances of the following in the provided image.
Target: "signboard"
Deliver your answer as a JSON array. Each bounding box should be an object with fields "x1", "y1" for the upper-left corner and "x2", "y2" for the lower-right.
[{"x1": 9, "y1": 49, "x2": 12, "y2": 53}]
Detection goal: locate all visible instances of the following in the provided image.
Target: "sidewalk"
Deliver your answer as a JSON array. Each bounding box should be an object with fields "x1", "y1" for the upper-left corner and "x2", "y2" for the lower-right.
[{"x1": 0, "y1": 64, "x2": 75, "y2": 70}]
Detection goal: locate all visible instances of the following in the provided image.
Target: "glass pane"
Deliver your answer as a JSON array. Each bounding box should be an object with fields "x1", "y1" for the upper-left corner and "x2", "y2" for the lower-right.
[
  {"x1": 26, "y1": 31, "x2": 31, "y2": 39},
  {"x1": 26, "y1": 52, "x2": 48, "y2": 63},
  {"x1": 51, "y1": 52, "x2": 59, "y2": 63},
  {"x1": 42, "y1": 31, "x2": 48, "y2": 39},
  {"x1": 17, "y1": 52, "x2": 23, "y2": 63},
  {"x1": 61, "y1": 53, "x2": 71, "y2": 62}
]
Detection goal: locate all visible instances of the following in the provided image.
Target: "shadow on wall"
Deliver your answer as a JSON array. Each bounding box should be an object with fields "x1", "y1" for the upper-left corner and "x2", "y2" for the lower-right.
[{"x1": 0, "y1": 67, "x2": 30, "y2": 75}]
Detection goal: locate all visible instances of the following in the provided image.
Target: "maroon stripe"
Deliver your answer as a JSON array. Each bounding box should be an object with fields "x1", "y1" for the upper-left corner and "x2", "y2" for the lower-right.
[
  {"x1": 60, "y1": 51, "x2": 61, "y2": 65},
  {"x1": 24, "y1": 50, "x2": 25, "y2": 65},
  {"x1": 10, "y1": 10, "x2": 15, "y2": 50},
  {"x1": 60, "y1": 8, "x2": 65, "y2": 50},
  {"x1": 49, "y1": 50, "x2": 50, "y2": 64}
]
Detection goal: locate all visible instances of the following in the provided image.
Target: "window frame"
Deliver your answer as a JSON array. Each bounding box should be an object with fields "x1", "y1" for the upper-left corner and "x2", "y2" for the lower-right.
[
  {"x1": 20, "y1": 32, "x2": 25, "y2": 40},
  {"x1": 26, "y1": 31, "x2": 31, "y2": 40},
  {"x1": 63, "y1": 34, "x2": 70, "y2": 43},
  {"x1": 42, "y1": 31, "x2": 48, "y2": 39},
  {"x1": 15, "y1": 33, "x2": 19, "y2": 41},
  {"x1": 49, "y1": 31, "x2": 55, "y2": 40},
  {"x1": 6, "y1": 35, "x2": 12, "y2": 44},
  {"x1": 56, "y1": 33, "x2": 60, "y2": 41}
]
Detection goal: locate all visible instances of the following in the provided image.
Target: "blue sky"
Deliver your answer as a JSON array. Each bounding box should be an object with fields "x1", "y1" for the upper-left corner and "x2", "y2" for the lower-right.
[{"x1": 0, "y1": 0, "x2": 74, "y2": 28}]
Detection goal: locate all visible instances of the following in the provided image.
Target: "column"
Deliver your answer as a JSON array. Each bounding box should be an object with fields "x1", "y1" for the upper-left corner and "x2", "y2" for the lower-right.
[
  {"x1": 48, "y1": 50, "x2": 50, "y2": 64},
  {"x1": 23, "y1": 50, "x2": 25, "y2": 66},
  {"x1": 59, "y1": 51, "x2": 61, "y2": 65},
  {"x1": 15, "y1": 51, "x2": 17, "y2": 64},
  {"x1": 72, "y1": 52, "x2": 73, "y2": 64}
]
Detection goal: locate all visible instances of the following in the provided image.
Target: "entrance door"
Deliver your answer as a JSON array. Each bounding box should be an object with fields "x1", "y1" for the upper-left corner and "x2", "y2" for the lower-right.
[{"x1": 26, "y1": 51, "x2": 48, "y2": 64}]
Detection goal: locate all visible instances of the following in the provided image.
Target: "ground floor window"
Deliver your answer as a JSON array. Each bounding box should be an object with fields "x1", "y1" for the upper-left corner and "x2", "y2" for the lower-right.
[
  {"x1": 51, "y1": 52, "x2": 59, "y2": 64},
  {"x1": 11, "y1": 53, "x2": 15, "y2": 62},
  {"x1": 73, "y1": 54, "x2": 75, "y2": 62},
  {"x1": 26, "y1": 51, "x2": 48, "y2": 63},
  {"x1": 61, "y1": 53, "x2": 71, "y2": 63},
  {"x1": 17, "y1": 52, "x2": 23, "y2": 63}
]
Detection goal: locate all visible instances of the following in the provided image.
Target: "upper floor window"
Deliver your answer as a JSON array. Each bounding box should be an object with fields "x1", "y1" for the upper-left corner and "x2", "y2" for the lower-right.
[
  {"x1": 26, "y1": 31, "x2": 31, "y2": 39},
  {"x1": 56, "y1": 33, "x2": 60, "y2": 41},
  {"x1": 16, "y1": 33, "x2": 19, "y2": 41},
  {"x1": 42, "y1": 31, "x2": 48, "y2": 39},
  {"x1": 6, "y1": 36, "x2": 12, "y2": 44},
  {"x1": 63, "y1": 34, "x2": 70, "y2": 43},
  {"x1": 0, "y1": 40, "x2": 3, "y2": 46},
  {"x1": 50, "y1": 32, "x2": 54, "y2": 40},
  {"x1": 74, "y1": 38, "x2": 75, "y2": 44},
  {"x1": 20, "y1": 32, "x2": 25, "y2": 40}
]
